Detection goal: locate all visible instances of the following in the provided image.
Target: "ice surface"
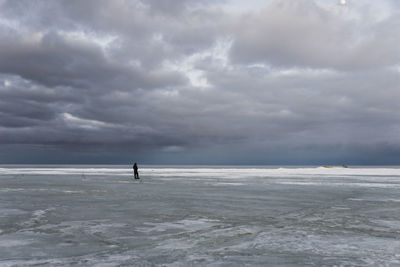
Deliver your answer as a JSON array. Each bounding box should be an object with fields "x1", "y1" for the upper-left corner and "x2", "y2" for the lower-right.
[{"x1": 1, "y1": 165, "x2": 400, "y2": 266}]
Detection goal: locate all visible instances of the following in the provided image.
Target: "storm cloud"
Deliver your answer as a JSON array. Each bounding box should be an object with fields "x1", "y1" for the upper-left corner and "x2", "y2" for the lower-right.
[{"x1": 1, "y1": 0, "x2": 400, "y2": 164}]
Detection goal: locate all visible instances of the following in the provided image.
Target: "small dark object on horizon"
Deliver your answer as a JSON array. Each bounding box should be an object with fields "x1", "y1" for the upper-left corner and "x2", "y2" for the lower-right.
[{"x1": 323, "y1": 165, "x2": 348, "y2": 168}]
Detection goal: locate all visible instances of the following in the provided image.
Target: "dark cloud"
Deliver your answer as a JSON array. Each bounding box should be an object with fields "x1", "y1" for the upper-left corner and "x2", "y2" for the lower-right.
[
  {"x1": 0, "y1": 0, "x2": 399, "y2": 164},
  {"x1": 0, "y1": 31, "x2": 186, "y2": 90}
]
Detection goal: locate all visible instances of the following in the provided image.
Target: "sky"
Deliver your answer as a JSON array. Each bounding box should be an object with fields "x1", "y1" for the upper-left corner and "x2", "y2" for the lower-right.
[{"x1": 0, "y1": 0, "x2": 400, "y2": 165}]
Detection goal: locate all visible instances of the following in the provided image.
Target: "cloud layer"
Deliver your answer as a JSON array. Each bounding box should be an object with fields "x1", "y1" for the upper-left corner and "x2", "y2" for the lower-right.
[{"x1": 1, "y1": 0, "x2": 400, "y2": 164}]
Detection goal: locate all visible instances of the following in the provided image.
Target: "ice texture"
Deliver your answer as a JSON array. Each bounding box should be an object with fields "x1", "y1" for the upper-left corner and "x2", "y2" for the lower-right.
[{"x1": 1, "y1": 165, "x2": 400, "y2": 266}]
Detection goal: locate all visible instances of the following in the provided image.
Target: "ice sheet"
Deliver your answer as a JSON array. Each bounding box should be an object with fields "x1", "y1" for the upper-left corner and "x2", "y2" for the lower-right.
[{"x1": 1, "y1": 165, "x2": 400, "y2": 266}]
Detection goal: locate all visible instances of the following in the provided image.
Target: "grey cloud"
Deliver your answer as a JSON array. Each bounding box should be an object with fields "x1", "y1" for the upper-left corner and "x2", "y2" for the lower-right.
[
  {"x1": 0, "y1": 0, "x2": 399, "y2": 164},
  {"x1": 0, "y1": 32, "x2": 186, "y2": 90},
  {"x1": 230, "y1": 1, "x2": 400, "y2": 70},
  {"x1": 0, "y1": 0, "x2": 224, "y2": 59},
  {"x1": 201, "y1": 63, "x2": 400, "y2": 145}
]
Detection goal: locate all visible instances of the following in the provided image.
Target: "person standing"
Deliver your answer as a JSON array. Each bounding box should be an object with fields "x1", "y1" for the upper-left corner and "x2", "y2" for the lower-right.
[{"x1": 133, "y1": 162, "x2": 139, "y2": 179}]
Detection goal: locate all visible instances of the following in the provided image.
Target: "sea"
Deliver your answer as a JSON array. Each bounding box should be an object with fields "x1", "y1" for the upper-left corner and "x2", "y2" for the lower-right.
[{"x1": 1, "y1": 165, "x2": 400, "y2": 266}]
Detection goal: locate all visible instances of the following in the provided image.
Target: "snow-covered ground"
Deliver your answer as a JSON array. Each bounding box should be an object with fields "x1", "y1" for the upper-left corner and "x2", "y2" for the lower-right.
[{"x1": 1, "y1": 166, "x2": 400, "y2": 266}]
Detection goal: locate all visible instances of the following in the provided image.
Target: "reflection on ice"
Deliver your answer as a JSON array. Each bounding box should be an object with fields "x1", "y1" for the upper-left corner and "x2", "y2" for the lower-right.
[{"x1": 1, "y1": 166, "x2": 400, "y2": 177}]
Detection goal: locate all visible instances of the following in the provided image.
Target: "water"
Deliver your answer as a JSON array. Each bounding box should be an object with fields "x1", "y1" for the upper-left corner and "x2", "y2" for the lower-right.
[{"x1": 1, "y1": 165, "x2": 400, "y2": 266}]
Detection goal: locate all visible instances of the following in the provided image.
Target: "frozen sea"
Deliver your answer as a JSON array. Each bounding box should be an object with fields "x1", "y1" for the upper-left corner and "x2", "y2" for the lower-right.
[{"x1": 1, "y1": 165, "x2": 400, "y2": 266}]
